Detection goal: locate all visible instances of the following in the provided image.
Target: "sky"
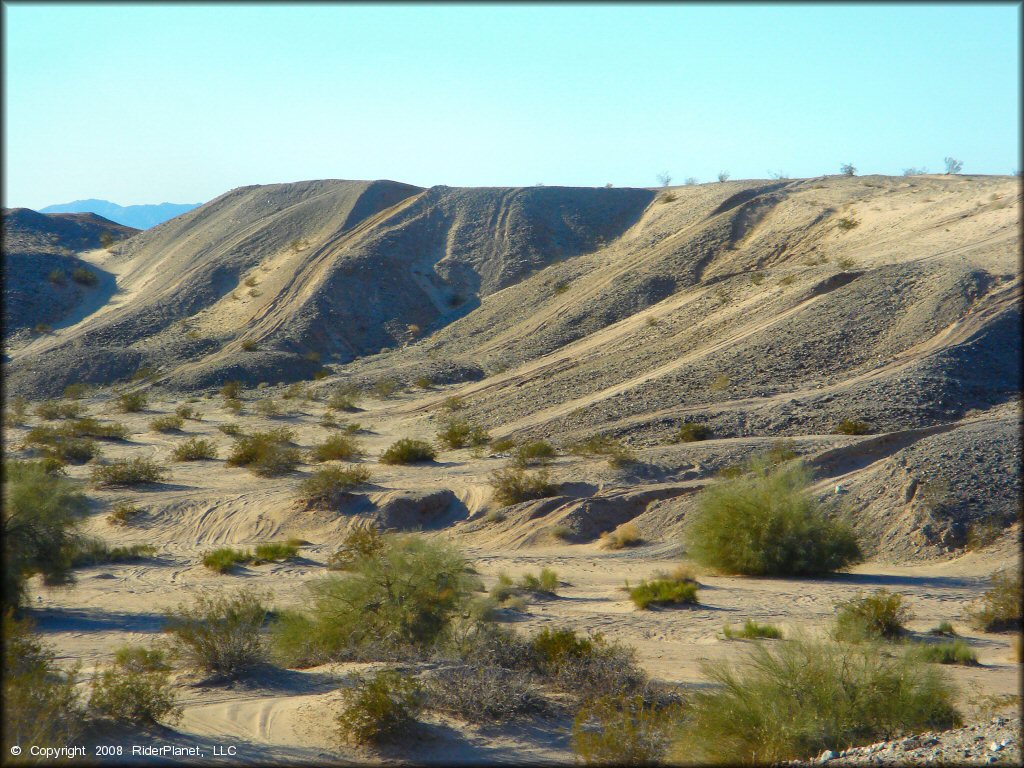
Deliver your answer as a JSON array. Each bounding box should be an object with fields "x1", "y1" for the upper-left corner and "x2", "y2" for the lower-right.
[{"x1": 3, "y1": 2, "x2": 1020, "y2": 209}]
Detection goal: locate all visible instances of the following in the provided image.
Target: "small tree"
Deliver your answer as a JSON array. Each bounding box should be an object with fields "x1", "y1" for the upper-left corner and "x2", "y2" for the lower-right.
[
  {"x1": 656, "y1": 172, "x2": 672, "y2": 187},
  {"x1": 944, "y1": 157, "x2": 963, "y2": 175},
  {"x1": 717, "y1": 171, "x2": 730, "y2": 183},
  {"x1": 840, "y1": 163, "x2": 856, "y2": 176}
]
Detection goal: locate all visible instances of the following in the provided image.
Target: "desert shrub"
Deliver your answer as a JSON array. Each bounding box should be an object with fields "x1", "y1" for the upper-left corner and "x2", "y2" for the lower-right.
[
  {"x1": 966, "y1": 518, "x2": 1003, "y2": 550},
  {"x1": 490, "y1": 437, "x2": 516, "y2": 452},
  {"x1": 833, "y1": 589, "x2": 912, "y2": 642},
  {"x1": 35, "y1": 399, "x2": 85, "y2": 420},
  {"x1": 628, "y1": 578, "x2": 698, "y2": 609},
  {"x1": 240, "y1": 339, "x2": 257, "y2": 351},
  {"x1": 379, "y1": 438, "x2": 435, "y2": 465},
  {"x1": 175, "y1": 404, "x2": 202, "y2": 420},
  {"x1": 48, "y1": 268, "x2": 67, "y2": 286},
  {"x1": 117, "y1": 391, "x2": 147, "y2": 413},
  {"x1": 23, "y1": 426, "x2": 101, "y2": 464},
  {"x1": 226, "y1": 430, "x2": 301, "y2": 476},
  {"x1": 531, "y1": 628, "x2": 647, "y2": 700},
  {"x1": 723, "y1": 620, "x2": 783, "y2": 640},
  {"x1": 299, "y1": 465, "x2": 372, "y2": 504},
  {"x1": 309, "y1": 434, "x2": 362, "y2": 462},
  {"x1": 107, "y1": 501, "x2": 143, "y2": 526},
  {"x1": 336, "y1": 670, "x2": 423, "y2": 745},
  {"x1": 68, "y1": 538, "x2": 155, "y2": 566},
  {"x1": 370, "y1": 377, "x2": 400, "y2": 399},
  {"x1": 71, "y1": 266, "x2": 98, "y2": 286},
  {"x1": 600, "y1": 522, "x2": 643, "y2": 549},
  {"x1": 414, "y1": 375, "x2": 434, "y2": 389},
  {"x1": 512, "y1": 440, "x2": 556, "y2": 467},
  {"x1": 672, "y1": 636, "x2": 961, "y2": 764},
  {"x1": 911, "y1": 640, "x2": 978, "y2": 666},
  {"x1": 550, "y1": 524, "x2": 573, "y2": 540},
  {"x1": 255, "y1": 398, "x2": 283, "y2": 417},
  {"x1": 943, "y1": 157, "x2": 963, "y2": 174},
  {"x1": 326, "y1": 527, "x2": 385, "y2": 571},
  {"x1": 91, "y1": 457, "x2": 169, "y2": 487},
  {"x1": 437, "y1": 418, "x2": 490, "y2": 449},
  {"x1": 836, "y1": 217, "x2": 860, "y2": 231},
  {"x1": 63, "y1": 417, "x2": 129, "y2": 440},
  {"x1": 489, "y1": 466, "x2": 558, "y2": 506},
  {"x1": 3, "y1": 460, "x2": 87, "y2": 606},
  {"x1": 220, "y1": 380, "x2": 243, "y2": 399},
  {"x1": 518, "y1": 567, "x2": 559, "y2": 596},
  {"x1": 319, "y1": 411, "x2": 338, "y2": 428},
  {"x1": 149, "y1": 414, "x2": 184, "y2": 432},
  {"x1": 426, "y1": 663, "x2": 544, "y2": 722},
  {"x1": 164, "y1": 588, "x2": 268, "y2": 677},
  {"x1": 218, "y1": 423, "x2": 243, "y2": 436},
  {"x1": 3, "y1": 395, "x2": 29, "y2": 427},
  {"x1": 674, "y1": 422, "x2": 711, "y2": 442},
  {"x1": 172, "y1": 437, "x2": 217, "y2": 461},
  {"x1": 271, "y1": 535, "x2": 478, "y2": 664},
  {"x1": 223, "y1": 397, "x2": 243, "y2": 414},
  {"x1": 840, "y1": 162, "x2": 857, "y2": 176},
  {"x1": 764, "y1": 438, "x2": 798, "y2": 464},
  {"x1": 569, "y1": 435, "x2": 636, "y2": 467},
  {"x1": 687, "y1": 459, "x2": 861, "y2": 576},
  {"x1": 929, "y1": 620, "x2": 956, "y2": 636},
  {"x1": 88, "y1": 644, "x2": 180, "y2": 724},
  {"x1": 3, "y1": 613, "x2": 84, "y2": 747},
  {"x1": 202, "y1": 548, "x2": 254, "y2": 573},
  {"x1": 443, "y1": 395, "x2": 465, "y2": 411},
  {"x1": 968, "y1": 569, "x2": 1021, "y2": 632},
  {"x1": 327, "y1": 384, "x2": 361, "y2": 411},
  {"x1": 835, "y1": 419, "x2": 871, "y2": 435},
  {"x1": 254, "y1": 540, "x2": 301, "y2": 562},
  {"x1": 572, "y1": 693, "x2": 680, "y2": 766}
]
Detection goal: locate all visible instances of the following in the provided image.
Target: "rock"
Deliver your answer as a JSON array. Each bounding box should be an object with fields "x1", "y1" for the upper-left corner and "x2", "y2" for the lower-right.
[{"x1": 817, "y1": 749, "x2": 835, "y2": 762}]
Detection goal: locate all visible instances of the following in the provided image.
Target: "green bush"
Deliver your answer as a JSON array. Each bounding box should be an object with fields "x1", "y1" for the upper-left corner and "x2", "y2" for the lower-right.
[
  {"x1": 489, "y1": 466, "x2": 558, "y2": 506},
  {"x1": 911, "y1": 640, "x2": 978, "y2": 666},
  {"x1": 71, "y1": 266, "x2": 98, "y2": 286},
  {"x1": 833, "y1": 589, "x2": 912, "y2": 642},
  {"x1": 271, "y1": 535, "x2": 478, "y2": 665},
  {"x1": 175, "y1": 404, "x2": 202, "y2": 420},
  {"x1": 687, "y1": 460, "x2": 861, "y2": 576},
  {"x1": 88, "y1": 645, "x2": 181, "y2": 724},
  {"x1": 326, "y1": 527, "x2": 385, "y2": 571},
  {"x1": 3, "y1": 460, "x2": 87, "y2": 606},
  {"x1": 929, "y1": 620, "x2": 956, "y2": 636},
  {"x1": 437, "y1": 418, "x2": 490, "y2": 450},
  {"x1": 150, "y1": 414, "x2": 184, "y2": 432},
  {"x1": 226, "y1": 430, "x2": 301, "y2": 476},
  {"x1": 35, "y1": 400, "x2": 85, "y2": 420},
  {"x1": 674, "y1": 422, "x2": 711, "y2": 443},
  {"x1": 672, "y1": 636, "x2": 961, "y2": 764},
  {"x1": 202, "y1": 548, "x2": 254, "y2": 573},
  {"x1": 22, "y1": 426, "x2": 101, "y2": 464},
  {"x1": 723, "y1": 620, "x2": 783, "y2": 640},
  {"x1": 379, "y1": 438, "x2": 435, "y2": 465},
  {"x1": 299, "y1": 465, "x2": 372, "y2": 504},
  {"x1": 91, "y1": 457, "x2": 169, "y2": 487},
  {"x1": 835, "y1": 419, "x2": 871, "y2": 435},
  {"x1": 628, "y1": 578, "x2": 698, "y2": 610},
  {"x1": 117, "y1": 391, "x2": 148, "y2": 413},
  {"x1": 3, "y1": 613, "x2": 84, "y2": 747},
  {"x1": 309, "y1": 434, "x2": 362, "y2": 462},
  {"x1": 164, "y1": 588, "x2": 268, "y2": 677},
  {"x1": 223, "y1": 397, "x2": 243, "y2": 415},
  {"x1": 512, "y1": 440, "x2": 556, "y2": 467},
  {"x1": 572, "y1": 694, "x2": 680, "y2": 766},
  {"x1": 254, "y1": 540, "x2": 302, "y2": 562},
  {"x1": 968, "y1": 569, "x2": 1021, "y2": 632},
  {"x1": 172, "y1": 437, "x2": 218, "y2": 461},
  {"x1": 336, "y1": 670, "x2": 423, "y2": 745},
  {"x1": 63, "y1": 417, "x2": 129, "y2": 440}
]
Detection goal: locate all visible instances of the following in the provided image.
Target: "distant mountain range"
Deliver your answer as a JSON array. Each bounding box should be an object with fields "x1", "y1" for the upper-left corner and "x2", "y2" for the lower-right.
[{"x1": 40, "y1": 198, "x2": 202, "y2": 229}]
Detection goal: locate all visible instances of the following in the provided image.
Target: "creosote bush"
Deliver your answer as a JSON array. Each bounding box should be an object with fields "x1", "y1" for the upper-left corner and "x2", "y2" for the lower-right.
[
  {"x1": 72, "y1": 266, "x2": 98, "y2": 286},
  {"x1": 569, "y1": 435, "x2": 636, "y2": 467},
  {"x1": 175, "y1": 404, "x2": 202, "y2": 420},
  {"x1": 968, "y1": 569, "x2": 1021, "y2": 632},
  {"x1": 370, "y1": 377, "x2": 400, "y2": 399},
  {"x1": 489, "y1": 466, "x2": 558, "y2": 506},
  {"x1": 149, "y1": 414, "x2": 184, "y2": 432},
  {"x1": 91, "y1": 457, "x2": 169, "y2": 487},
  {"x1": 379, "y1": 438, "x2": 435, "y2": 465},
  {"x1": 36, "y1": 399, "x2": 85, "y2": 420},
  {"x1": 117, "y1": 391, "x2": 148, "y2": 413},
  {"x1": 172, "y1": 437, "x2": 217, "y2": 461},
  {"x1": 336, "y1": 670, "x2": 423, "y2": 745},
  {"x1": 437, "y1": 418, "x2": 490, "y2": 449},
  {"x1": 327, "y1": 384, "x2": 361, "y2": 412},
  {"x1": 687, "y1": 459, "x2": 861, "y2": 576},
  {"x1": 63, "y1": 417, "x2": 129, "y2": 440},
  {"x1": 88, "y1": 644, "x2": 181, "y2": 725},
  {"x1": 833, "y1": 589, "x2": 912, "y2": 642},
  {"x1": 835, "y1": 419, "x2": 872, "y2": 435},
  {"x1": 572, "y1": 694, "x2": 680, "y2": 766},
  {"x1": 220, "y1": 380, "x2": 244, "y2": 399},
  {"x1": 672, "y1": 636, "x2": 961, "y2": 764},
  {"x1": 218, "y1": 423, "x2": 243, "y2": 436},
  {"x1": 674, "y1": 422, "x2": 711, "y2": 443},
  {"x1": 164, "y1": 588, "x2": 268, "y2": 678},
  {"x1": 511, "y1": 440, "x2": 556, "y2": 467},
  {"x1": 308, "y1": 434, "x2": 362, "y2": 462},
  {"x1": 22, "y1": 426, "x2": 101, "y2": 464},
  {"x1": 226, "y1": 430, "x2": 301, "y2": 476},
  {"x1": 299, "y1": 465, "x2": 372, "y2": 505}
]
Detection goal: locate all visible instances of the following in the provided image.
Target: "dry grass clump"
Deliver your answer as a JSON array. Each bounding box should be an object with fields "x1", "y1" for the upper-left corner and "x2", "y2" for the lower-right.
[
  {"x1": 511, "y1": 440, "x2": 556, "y2": 467},
  {"x1": 149, "y1": 414, "x2": 184, "y2": 432},
  {"x1": 911, "y1": 640, "x2": 978, "y2": 666},
  {"x1": 379, "y1": 438, "x2": 435, "y2": 465},
  {"x1": 107, "y1": 501, "x2": 143, "y2": 526},
  {"x1": 202, "y1": 548, "x2": 255, "y2": 573},
  {"x1": 723, "y1": 620, "x2": 783, "y2": 640},
  {"x1": 489, "y1": 466, "x2": 558, "y2": 506},
  {"x1": 627, "y1": 577, "x2": 698, "y2": 610},
  {"x1": 687, "y1": 459, "x2": 861, "y2": 576},
  {"x1": 437, "y1": 418, "x2": 490, "y2": 449},
  {"x1": 427, "y1": 664, "x2": 545, "y2": 723},
  {"x1": 254, "y1": 540, "x2": 303, "y2": 562},
  {"x1": 308, "y1": 434, "x2": 362, "y2": 462},
  {"x1": 68, "y1": 539, "x2": 156, "y2": 566},
  {"x1": 91, "y1": 457, "x2": 169, "y2": 487},
  {"x1": 172, "y1": 437, "x2": 217, "y2": 461},
  {"x1": 226, "y1": 430, "x2": 301, "y2": 476},
  {"x1": 443, "y1": 395, "x2": 465, "y2": 411},
  {"x1": 835, "y1": 419, "x2": 872, "y2": 435},
  {"x1": 672, "y1": 636, "x2": 961, "y2": 764},
  {"x1": 164, "y1": 588, "x2": 268, "y2": 678},
  {"x1": 968, "y1": 569, "x2": 1021, "y2": 632},
  {"x1": 600, "y1": 522, "x2": 643, "y2": 549},
  {"x1": 833, "y1": 589, "x2": 912, "y2": 642},
  {"x1": 299, "y1": 465, "x2": 372, "y2": 505},
  {"x1": 529, "y1": 627, "x2": 647, "y2": 700},
  {"x1": 116, "y1": 391, "x2": 148, "y2": 413},
  {"x1": 88, "y1": 645, "x2": 181, "y2": 725},
  {"x1": 516, "y1": 567, "x2": 559, "y2": 596},
  {"x1": 572, "y1": 694, "x2": 681, "y2": 766},
  {"x1": 336, "y1": 670, "x2": 423, "y2": 745}
]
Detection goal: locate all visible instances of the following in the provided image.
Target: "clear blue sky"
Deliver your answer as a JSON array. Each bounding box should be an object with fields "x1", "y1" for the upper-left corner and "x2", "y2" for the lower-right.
[{"x1": 3, "y1": 2, "x2": 1020, "y2": 209}]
